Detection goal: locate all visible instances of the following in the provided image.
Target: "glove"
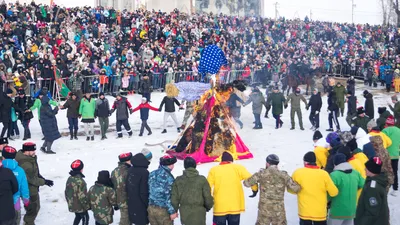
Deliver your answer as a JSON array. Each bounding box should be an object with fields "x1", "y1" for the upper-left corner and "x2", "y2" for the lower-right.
[
  {"x1": 306, "y1": 106, "x2": 309, "y2": 110},
  {"x1": 327, "y1": 110, "x2": 331, "y2": 113},
  {"x1": 284, "y1": 105, "x2": 288, "y2": 109},
  {"x1": 113, "y1": 206, "x2": 119, "y2": 211},
  {"x1": 44, "y1": 179, "x2": 54, "y2": 187},
  {"x1": 249, "y1": 190, "x2": 258, "y2": 198},
  {"x1": 78, "y1": 115, "x2": 82, "y2": 119},
  {"x1": 23, "y1": 198, "x2": 30, "y2": 207},
  {"x1": 129, "y1": 109, "x2": 133, "y2": 114},
  {"x1": 315, "y1": 111, "x2": 319, "y2": 114}
]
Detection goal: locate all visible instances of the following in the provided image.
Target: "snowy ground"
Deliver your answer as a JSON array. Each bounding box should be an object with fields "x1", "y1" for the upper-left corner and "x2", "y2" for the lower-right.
[{"x1": 7, "y1": 82, "x2": 400, "y2": 225}]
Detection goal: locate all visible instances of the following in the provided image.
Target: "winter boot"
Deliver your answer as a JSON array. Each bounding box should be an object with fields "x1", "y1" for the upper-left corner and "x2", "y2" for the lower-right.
[
  {"x1": 101, "y1": 136, "x2": 106, "y2": 140},
  {"x1": 139, "y1": 133, "x2": 143, "y2": 137},
  {"x1": 40, "y1": 147, "x2": 46, "y2": 153},
  {"x1": 162, "y1": 129, "x2": 167, "y2": 134},
  {"x1": 290, "y1": 127, "x2": 295, "y2": 130},
  {"x1": 46, "y1": 149, "x2": 56, "y2": 154},
  {"x1": 86, "y1": 137, "x2": 90, "y2": 141},
  {"x1": 70, "y1": 131, "x2": 73, "y2": 140},
  {"x1": 177, "y1": 128, "x2": 181, "y2": 133},
  {"x1": 326, "y1": 128, "x2": 334, "y2": 132},
  {"x1": 300, "y1": 127, "x2": 305, "y2": 131},
  {"x1": 91, "y1": 136, "x2": 94, "y2": 141},
  {"x1": 128, "y1": 131, "x2": 133, "y2": 138},
  {"x1": 148, "y1": 131, "x2": 152, "y2": 136},
  {"x1": 74, "y1": 130, "x2": 78, "y2": 140}
]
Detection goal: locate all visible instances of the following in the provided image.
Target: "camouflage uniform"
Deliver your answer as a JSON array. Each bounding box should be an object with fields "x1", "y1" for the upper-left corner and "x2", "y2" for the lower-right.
[
  {"x1": 111, "y1": 162, "x2": 130, "y2": 225},
  {"x1": 285, "y1": 93, "x2": 307, "y2": 129},
  {"x1": 65, "y1": 173, "x2": 90, "y2": 213},
  {"x1": 182, "y1": 101, "x2": 194, "y2": 127},
  {"x1": 370, "y1": 136, "x2": 394, "y2": 192},
  {"x1": 244, "y1": 165, "x2": 301, "y2": 225},
  {"x1": 88, "y1": 182, "x2": 117, "y2": 225},
  {"x1": 148, "y1": 166, "x2": 175, "y2": 225}
]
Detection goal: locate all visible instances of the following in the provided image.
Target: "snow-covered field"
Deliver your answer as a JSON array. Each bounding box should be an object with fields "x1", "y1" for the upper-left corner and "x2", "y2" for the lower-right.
[{"x1": 8, "y1": 83, "x2": 400, "y2": 225}]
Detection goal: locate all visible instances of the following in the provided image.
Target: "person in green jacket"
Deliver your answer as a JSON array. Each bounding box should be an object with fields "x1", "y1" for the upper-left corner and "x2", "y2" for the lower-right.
[
  {"x1": 333, "y1": 82, "x2": 347, "y2": 117},
  {"x1": 79, "y1": 92, "x2": 96, "y2": 141},
  {"x1": 15, "y1": 142, "x2": 54, "y2": 225},
  {"x1": 328, "y1": 154, "x2": 365, "y2": 225},
  {"x1": 388, "y1": 94, "x2": 400, "y2": 127},
  {"x1": 65, "y1": 160, "x2": 90, "y2": 225},
  {"x1": 266, "y1": 87, "x2": 286, "y2": 129},
  {"x1": 171, "y1": 157, "x2": 214, "y2": 225},
  {"x1": 351, "y1": 107, "x2": 371, "y2": 133},
  {"x1": 376, "y1": 107, "x2": 392, "y2": 131},
  {"x1": 355, "y1": 157, "x2": 389, "y2": 225},
  {"x1": 285, "y1": 87, "x2": 307, "y2": 130},
  {"x1": 382, "y1": 115, "x2": 400, "y2": 196}
]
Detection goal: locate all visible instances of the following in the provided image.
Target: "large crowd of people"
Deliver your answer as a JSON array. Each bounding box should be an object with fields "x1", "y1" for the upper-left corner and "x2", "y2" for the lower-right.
[{"x1": 0, "y1": 2, "x2": 400, "y2": 225}]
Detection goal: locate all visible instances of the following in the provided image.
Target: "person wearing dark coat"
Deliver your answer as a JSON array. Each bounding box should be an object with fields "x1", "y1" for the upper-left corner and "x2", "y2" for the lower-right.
[
  {"x1": 110, "y1": 94, "x2": 133, "y2": 138},
  {"x1": 376, "y1": 107, "x2": 392, "y2": 131},
  {"x1": 346, "y1": 90, "x2": 357, "y2": 126},
  {"x1": 347, "y1": 76, "x2": 356, "y2": 96},
  {"x1": 40, "y1": 96, "x2": 61, "y2": 154},
  {"x1": 61, "y1": 92, "x2": 80, "y2": 140},
  {"x1": 159, "y1": 95, "x2": 182, "y2": 134},
  {"x1": 307, "y1": 89, "x2": 322, "y2": 130},
  {"x1": 126, "y1": 153, "x2": 151, "y2": 225},
  {"x1": 14, "y1": 89, "x2": 34, "y2": 140},
  {"x1": 140, "y1": 75, "x2": 152, "y2": 102},
  {"x1": 0, "y1": 156, "x2": 19, "y2": 225},
  {"x1": 363, "y1": 90, "x2": 375, "y2": 119},
  {"x1": 0, "y1": 89, "x2": 14, "y2": 139},
  {"x1": 266, "y1": 87, "x2": 286, "y2": 129},
  {"x1": 325, "y1": 133, "x2": 344, "y2": 174},
  {"x1": 355, "y1": 157, "x2": 389, "y2": 225},
  {"x1": 95, "y1": 92, "x2": 111, "y2": 140},
  {"x1": 351, "y1": 107, "x2": 371, "y2": 133},
  {"x1": 327, "y1": 91, "x2": 341, "y2": 132}
]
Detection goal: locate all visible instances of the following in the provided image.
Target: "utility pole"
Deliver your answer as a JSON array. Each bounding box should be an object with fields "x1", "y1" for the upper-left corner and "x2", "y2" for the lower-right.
[
  {"x1": 274, "y1": 2, "x2": 279, "y2": 20},
  {"x1": 351, "y1": 0, "x2": 356, "y2": 23}
]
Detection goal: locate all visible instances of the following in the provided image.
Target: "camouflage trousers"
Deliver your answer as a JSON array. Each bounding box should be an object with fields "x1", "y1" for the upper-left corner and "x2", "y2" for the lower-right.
[
  {"x1": 148, "y1": 206, "x2": 173, "y2": 225},
  {"x1": 182, "y1": 107, "x2": 194, "y2": 126},
  {"x1": 256, "y1": 201, "x2": 287, "y2": 225},
  {"x1": 119, "y1": 207, "x2": 130, "y2": 225},
  {"x1": 24, "y1": 194, "x2": 40, "y2": 225},
  {"x1": 290, "y1": 108, "x2": 303, "y2": 129}
]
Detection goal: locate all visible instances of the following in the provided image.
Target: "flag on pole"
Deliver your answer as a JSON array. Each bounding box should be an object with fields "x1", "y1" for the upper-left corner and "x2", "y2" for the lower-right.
[{"x1": 198, "y1": 45, "x2": 227, "y2": 79}]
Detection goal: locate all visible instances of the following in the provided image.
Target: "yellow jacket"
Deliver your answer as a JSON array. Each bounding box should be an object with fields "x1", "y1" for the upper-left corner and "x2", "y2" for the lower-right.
[
  {"x1": 207, "y1": 162, "x2": 257, "y2": 216},
  {"x1": 292, "y1": 165, "x2": 338, "y2": 221},
  {"x1": 369, "y1": 131, "x2": 392, "y2": 149},
  {"x1": 348, "y1": 157, "x2": 366, "y2": 201},
  {"x1": 354, "y1": 152, "x2": 368, "y2": 165},
  {"x1": 314, "y1": 139, "x2": 329, "y2": 169}
]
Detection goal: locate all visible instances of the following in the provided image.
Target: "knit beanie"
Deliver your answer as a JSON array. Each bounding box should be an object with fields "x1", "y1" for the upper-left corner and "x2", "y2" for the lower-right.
[
  {"x1": 313, "y1": 130, "x2": 323, "y2": 141},
  {"x1": 346, "y1": 138, "x2": 358, "y2": 151},
  {"x1": 99, "y1": 92, "x2": 105, "y2": 97},
  {"x1": 221, "y1": 151, "x2": 234, "y2": 162},
  {"x1": 303, "y1": 151, "x2": 316, "y2": 164},
  {"x1": 350, "y1": 126, "x2": 359, "y2": 135},
  {"x1": 357, "y1": 107, "x2": 365, "y2": 115},
  {"x1": 365, "y1": 157, "x2": 382, "y2": 174},
  {"x1": 141, "y1": 148, "x2": 153, "y2": 162},
  {"x1": 160, "y1": 155, "x2": 177, "y2": 166},
  {"x1": 184, "y1": 157, "x2": 197, "y2": 169},
  {"x1": 118, "y1": 152, "x2": 133, "y2": 162},
  {"x1": 378, "y1": 107, "x2": 386, "y2": 115},
  {"x1": 2, "y1": 146, "x2": 17, "y2": 159},
  {"x1": 326, "y1": 132, "x2": 340, "y2": 145},
  {"x1": 71, "y1": 160, "x2": 84, "y2": 171},
  {"x1": 0, "y1": 137, "x2": 8, "y2": 145},
  {"x1": 334, "y1": 153, "x2": 347, "y2": 166},
  {"x1": 386, "y1": 115, "x2": 395, "y2": 127},
  {"x1": 22, "y1": 142, "x2": 36, "y2": 152},
  {"x1": 367, "y1": 120, "x2": 378, "y2": 130}
]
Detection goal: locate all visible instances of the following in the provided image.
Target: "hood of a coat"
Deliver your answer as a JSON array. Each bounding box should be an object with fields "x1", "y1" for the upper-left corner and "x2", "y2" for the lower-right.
[
  {"x1": 315, "y1": 138, "x2": 329, "y2": 148},
  {"x1": 183, "y1": 167, "x2": 199, "y2": 178},
  {"x1": 355, "y1": 128, "x2": 371, "y2": 146},
  {"x1": 379, "y1": 111, "x2": 391, "y2": 119},
  {"x1": 2, "y1": 159, "x2": 18, "y2": 170},
  {"x1": 364, "y1": 92, "x2": 373, "y2": 99},
  {"x1": 333, "y1": 162, "x2": 353, "y2": 174},
  {"x1": 41, "y1": 95, "x2": 50, "y2": 105},
  {"x1": 367, "y1": 173, "x2": 388, "y2": 187},
  {"x1": 130, "y1": 153, "x2": 150, "y2": 168},
  {"x1": 15, "y1": 150, "x2": 36, "y2": 164}
]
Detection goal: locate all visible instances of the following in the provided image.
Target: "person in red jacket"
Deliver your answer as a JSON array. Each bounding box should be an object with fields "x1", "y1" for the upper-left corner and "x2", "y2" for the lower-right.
[{"x1": 132, "y1": 97, "x2": 160, "y2": 136}]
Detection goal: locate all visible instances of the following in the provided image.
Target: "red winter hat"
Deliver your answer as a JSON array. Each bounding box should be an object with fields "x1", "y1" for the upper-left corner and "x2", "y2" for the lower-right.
[
  {"x1": 22, "y1": 142, "x2": 36, "y2": 152},
  {"x1": 71, "y1": 160, "x2": 84, "y2": 171},
  {"x1": 160, "y1": 155, "x2": 177, "y2": 166},
  {"x1": 386, "y1": 115, "x2": 395, "y2": 127},
  {"x1": 119, "y1": 153, "x2": 133, "y2": 162},
  {"x1": 2, "y1": 146, "x2": 17, "y2": 159}
]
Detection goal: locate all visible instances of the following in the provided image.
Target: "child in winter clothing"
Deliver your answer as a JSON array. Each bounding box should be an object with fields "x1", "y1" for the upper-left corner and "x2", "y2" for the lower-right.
[
  {"x1": 110, "y1": 94, "x2": 133, "y2": 138},
  {"x1": 132, "y1": 97, "x2": 159, "y2": 136},
  {"x1": 61, "y1": 92, "x2": 81, "y2": 140},
  {"x1": 313, "y1": 131, "x2": 329, "y2": 169},
  {"x1": 121, "y1": 72, "x2": 130, "y2": 92},
  {"x1": 2, "y1": 146, "x2": 30, "y2": 225},
  {"x1": 65, "y1": 160, "x2": 90, "y2": 225},
  {"x1": 14, "y1": 88, "x2": 34, "y2": 140},
  {"x1": 89, "y1": 171, "x2": 117, "y2": 225},
  {"x1": 79, "y1": 92, "x2": 96, "y2": 141}
]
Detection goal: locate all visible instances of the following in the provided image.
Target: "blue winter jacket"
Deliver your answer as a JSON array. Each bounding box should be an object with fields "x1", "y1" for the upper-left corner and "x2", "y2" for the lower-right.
[
  {"x1": 148, "y1": 166, "x2": 175, "y2": 214},
  {"x1": 2, "y1": 159, "x2": 30, "y2": 203}
]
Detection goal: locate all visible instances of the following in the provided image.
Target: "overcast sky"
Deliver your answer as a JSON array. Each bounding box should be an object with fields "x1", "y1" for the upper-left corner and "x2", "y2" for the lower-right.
[{"x1": 264, "y1": 0, "x2": 384, "y2": 25}]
